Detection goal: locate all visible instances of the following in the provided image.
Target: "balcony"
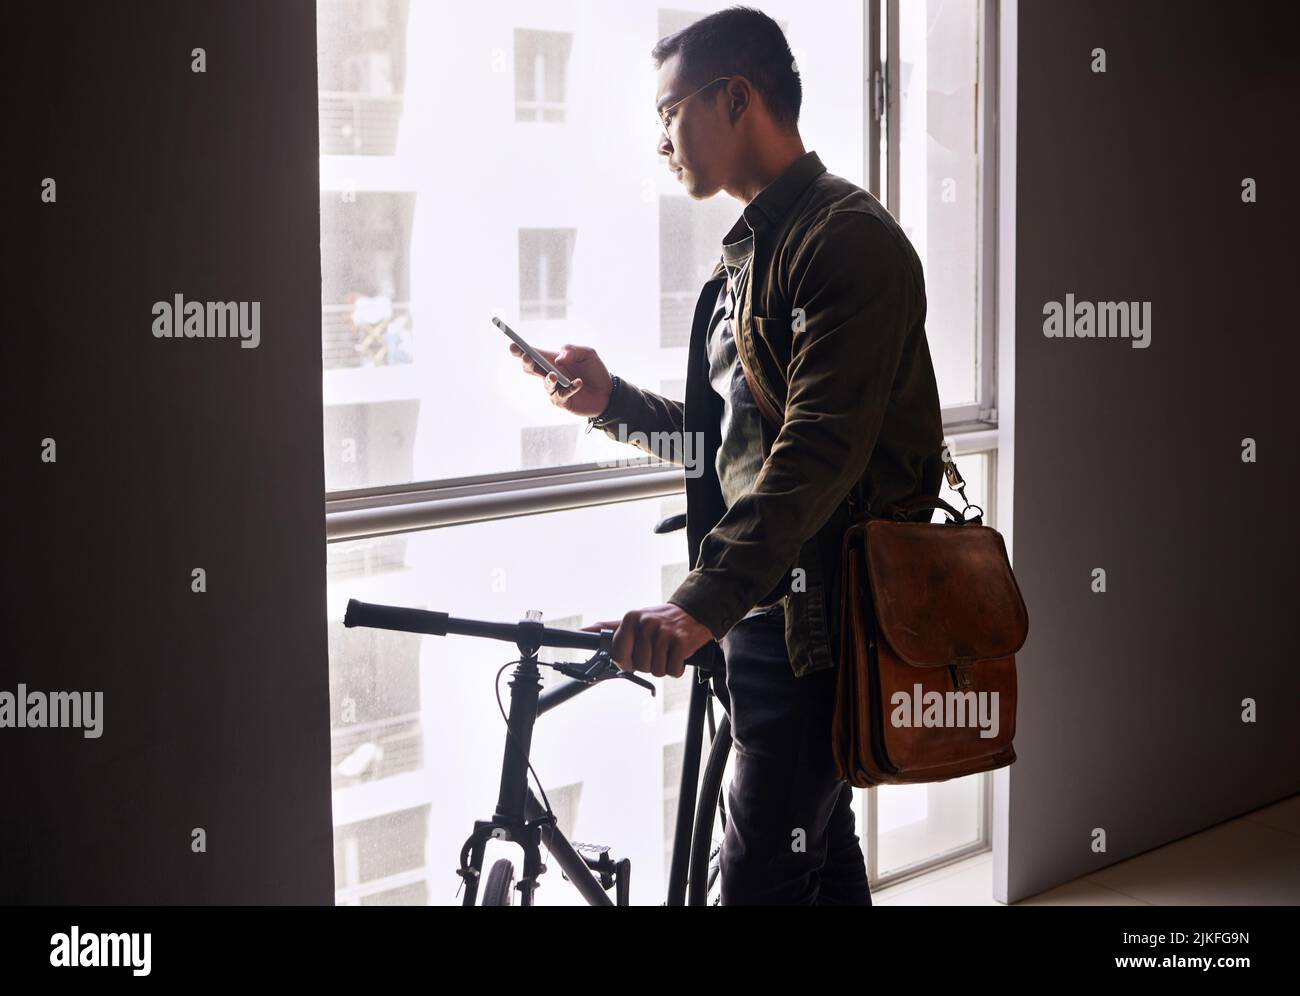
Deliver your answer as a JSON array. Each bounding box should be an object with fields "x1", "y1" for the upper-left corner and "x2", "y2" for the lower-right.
[
  {"x1": 323, "y1": 299, "x2": 413, "y2": 370},
  {"x1": 331, "y1": 711, "x2": 423, "y2": 791},
  {"x1": 319, "y1": 91, "x2": 403, "y2": 156}
]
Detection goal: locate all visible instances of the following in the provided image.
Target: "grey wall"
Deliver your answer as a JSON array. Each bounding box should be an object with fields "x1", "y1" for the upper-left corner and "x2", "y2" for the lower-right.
[
  {"x1": 1006, "y1": 0, "x2": 1300, "y2": 902},
  {"x1": 0, "y1": 2, "x2": 334, "y2": 902}
]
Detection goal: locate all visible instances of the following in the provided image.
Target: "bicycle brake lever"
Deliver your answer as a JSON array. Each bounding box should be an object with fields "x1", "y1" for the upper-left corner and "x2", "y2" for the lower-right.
[
  {"x1": 586, "y1": 657, "x2": 658, "y2": 696},
  {"x1": 615, "y1": 670, "x2": 656, "y2": 695},
  {"x1": 548, "y1": 653, "x2": 656, "y2": 695},
  {"x1": 585, "y1": 653, "x2": 656, "y2": 695}
]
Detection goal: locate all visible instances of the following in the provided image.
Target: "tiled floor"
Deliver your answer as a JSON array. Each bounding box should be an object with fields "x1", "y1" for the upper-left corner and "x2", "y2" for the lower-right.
[{"x1": 873, "y1": 793, "x2": 1300, "y2": 906}]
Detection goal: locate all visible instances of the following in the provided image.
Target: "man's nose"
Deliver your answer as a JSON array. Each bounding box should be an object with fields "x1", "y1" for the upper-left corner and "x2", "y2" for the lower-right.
[{"x1": 657, "y1": 131, "x2": 672, "y2": 158}]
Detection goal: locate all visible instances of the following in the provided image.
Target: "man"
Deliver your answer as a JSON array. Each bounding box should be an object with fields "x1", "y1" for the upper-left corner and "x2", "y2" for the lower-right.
[{"x1": 509, "y1": 6, "x2": 944, "y2": 904}]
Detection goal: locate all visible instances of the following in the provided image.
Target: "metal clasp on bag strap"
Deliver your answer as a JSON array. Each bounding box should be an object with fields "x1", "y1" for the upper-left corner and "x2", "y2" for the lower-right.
[{"x1": 941, "y1": 453, "x2": 987, "y2": 524}]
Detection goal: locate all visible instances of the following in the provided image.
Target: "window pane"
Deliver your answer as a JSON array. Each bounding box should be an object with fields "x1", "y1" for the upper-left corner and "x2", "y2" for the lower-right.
[
  {"x1": 326, "y1": 495, "x2": 697, "y2": 905},
  {"x1": 897, "y1": 0, "x2": 982, "y2": 408},
  {"x1": 318, "y1": 0, "x2": 864, "y2": 492},
  {"x1": 876, "y1": 775, "x2": 982, "y2": 875}
]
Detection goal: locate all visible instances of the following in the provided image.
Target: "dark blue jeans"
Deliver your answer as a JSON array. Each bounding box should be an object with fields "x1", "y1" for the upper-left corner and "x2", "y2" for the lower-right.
[{"x1": 710, "y1": 605, "x2": 872, "y2": 905}]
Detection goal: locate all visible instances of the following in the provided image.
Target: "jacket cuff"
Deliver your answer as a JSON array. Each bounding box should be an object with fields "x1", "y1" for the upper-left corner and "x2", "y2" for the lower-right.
[
  {"x1": 590, "y1": 374, "x2": 623, "y2": 422},
  {"x1": 589, "y1": 375, "x2": 632, "y2": 431},
  {"x1": 667, "y1": 569, "x2": 749, "y2": 643}
]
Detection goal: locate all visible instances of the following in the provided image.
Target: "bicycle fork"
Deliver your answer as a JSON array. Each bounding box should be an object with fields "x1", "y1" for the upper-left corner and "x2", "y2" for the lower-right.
[{"x1": 457, "y1": 652, "x2": 548, "y2": 906}]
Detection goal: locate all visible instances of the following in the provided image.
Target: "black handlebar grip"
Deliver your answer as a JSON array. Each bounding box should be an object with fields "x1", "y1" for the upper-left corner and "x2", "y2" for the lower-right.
[{"x1": 344, "y1": 598, "x2": 449, "y2": 636}]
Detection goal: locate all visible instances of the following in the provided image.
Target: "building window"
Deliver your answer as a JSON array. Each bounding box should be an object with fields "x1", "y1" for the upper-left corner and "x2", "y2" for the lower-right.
[
  {"x1": 317, "y1": 0, "x2": 411, "y2": 155},
  {"x1": 520, "y1": 424, "x2": 581, "y2": 470},
  {"x1": 322, "y1": 399, "x2": 420, "y2": 492},
  {"x1": 515, "y1": 29, "x2": 574, "y2": 122},
  {"x1": 658, "y1": 196, "x2": 737, "y2": 347},
  {"x1": 518, "y1": 228, "x2": 576, "y2": 320},
  {"x1": 334, "y1": 804, "x2": 431, "y2": 905},
  {"x1": 320, "y1": 191, "x2": 416, "y2": 370},
  {"x1": 328, "y1": 616, "x2": 423, "y2": 791}
]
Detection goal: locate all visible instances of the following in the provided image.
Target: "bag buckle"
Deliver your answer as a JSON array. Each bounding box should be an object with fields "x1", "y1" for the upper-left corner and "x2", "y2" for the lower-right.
[
  {"x1": 943, "y1": 455, "x2": 983, "y2": 523},
  {"x1": 950, "y1": 657, "x2": 976, "y2": 690}
]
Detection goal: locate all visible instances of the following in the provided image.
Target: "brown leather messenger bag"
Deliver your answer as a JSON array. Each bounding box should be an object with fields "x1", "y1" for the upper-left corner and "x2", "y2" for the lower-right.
[{"x1": 832, "y1": 463, "x2": 1029, "y2": 787}]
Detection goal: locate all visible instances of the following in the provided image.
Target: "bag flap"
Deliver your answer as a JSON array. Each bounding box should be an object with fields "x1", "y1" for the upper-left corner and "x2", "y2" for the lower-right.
[{"x1": 861, "y1": 519, "x2": 1028, "y2": 667}]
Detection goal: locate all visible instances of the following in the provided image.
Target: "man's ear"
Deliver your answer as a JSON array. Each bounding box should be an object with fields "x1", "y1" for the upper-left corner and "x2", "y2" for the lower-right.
[
  {"x1": 729, "y1": 77, "x2": 755, "y2": 124},
  {"x1": 730, "y1": 78, "x2": 746, "y2": 115}
]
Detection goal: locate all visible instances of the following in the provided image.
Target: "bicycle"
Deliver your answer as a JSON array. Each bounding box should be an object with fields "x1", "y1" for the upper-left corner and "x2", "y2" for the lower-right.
[{"x1": 342, "y1": 515, "x2": 734, "y2": 906}]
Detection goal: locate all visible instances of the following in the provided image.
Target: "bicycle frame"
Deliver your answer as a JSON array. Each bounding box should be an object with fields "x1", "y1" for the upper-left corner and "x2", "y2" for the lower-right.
[
  {"x1": 342, "y1": 597, "x2": 727, "y2": 907},
  {"x1": 456, "y1": 638, "x2": 724, "y2": 907}
]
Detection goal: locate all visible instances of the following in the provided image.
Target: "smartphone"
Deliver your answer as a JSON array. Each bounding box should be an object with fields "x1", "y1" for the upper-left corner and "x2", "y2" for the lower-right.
[{"x1": 492, "y1": 316, "x2": 572, "y2": 389}]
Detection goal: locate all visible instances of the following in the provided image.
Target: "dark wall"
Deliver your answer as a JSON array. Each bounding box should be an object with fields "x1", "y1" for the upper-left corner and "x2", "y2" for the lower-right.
[
  {"x1": 1008, "y1": 0, "x2": 1300, "y2": 901},
  {"x1": 0, "y1": 2, "x2": 334, "y2": 902}
]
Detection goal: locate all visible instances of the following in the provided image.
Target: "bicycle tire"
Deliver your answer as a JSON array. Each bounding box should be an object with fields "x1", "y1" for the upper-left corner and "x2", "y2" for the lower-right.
[
  {"x1": 481, "y1": 858, "x2": 516, "y2": 906},
  {"x1": 688, "y1": 712, "x2": 731, "y2": 906}
]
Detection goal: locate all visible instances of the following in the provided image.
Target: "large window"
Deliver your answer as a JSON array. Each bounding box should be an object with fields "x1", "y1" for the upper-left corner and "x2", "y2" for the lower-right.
[
  {"x1": 320, "y1": 0, "x2": 1001, "y2": 904},
  {"x1": 326, "y1": 495, "x2": 698, "y2": 906}
]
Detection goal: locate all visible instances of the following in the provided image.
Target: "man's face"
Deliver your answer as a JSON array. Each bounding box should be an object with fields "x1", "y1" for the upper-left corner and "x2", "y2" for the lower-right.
[{"x1": 655, "y1": 53, "x2": 737, "y2": 199}]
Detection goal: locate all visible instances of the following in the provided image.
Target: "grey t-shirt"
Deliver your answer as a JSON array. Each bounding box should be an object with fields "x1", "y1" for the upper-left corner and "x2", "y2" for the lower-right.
[{"x1": 707, "y1": 229, "x2": 782, "y2": 620}]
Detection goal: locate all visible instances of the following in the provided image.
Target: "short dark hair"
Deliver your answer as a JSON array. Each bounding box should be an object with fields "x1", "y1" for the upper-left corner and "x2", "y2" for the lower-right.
[{"x1": 651, "y1": 6, "x2": 802, "y2": 131}]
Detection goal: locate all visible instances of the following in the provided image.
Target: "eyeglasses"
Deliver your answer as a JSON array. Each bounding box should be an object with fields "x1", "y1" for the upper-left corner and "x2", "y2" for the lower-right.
[{"x1": 657, "y1": 75, "x2": 733, "y2": 143}]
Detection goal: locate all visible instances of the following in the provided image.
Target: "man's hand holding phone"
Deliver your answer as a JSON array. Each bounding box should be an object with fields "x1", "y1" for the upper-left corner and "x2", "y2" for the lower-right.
[{"x1": 507, "y1": 339, "x2": 614, "y2": 417}]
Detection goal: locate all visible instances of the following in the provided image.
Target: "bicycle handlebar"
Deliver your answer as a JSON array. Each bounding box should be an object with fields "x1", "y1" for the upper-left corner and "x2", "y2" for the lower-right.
[
  {"x1": 344, "y1": 598, "x2": 608, "y2": 652},
  {"x1": 344, "y1": 598, "x2": 718, "y2": 679}
]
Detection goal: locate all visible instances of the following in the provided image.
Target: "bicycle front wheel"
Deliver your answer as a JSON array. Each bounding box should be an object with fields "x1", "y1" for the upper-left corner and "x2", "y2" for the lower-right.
[{"x1": 481, "y1": 858, "x2": 516, "y2": 906}]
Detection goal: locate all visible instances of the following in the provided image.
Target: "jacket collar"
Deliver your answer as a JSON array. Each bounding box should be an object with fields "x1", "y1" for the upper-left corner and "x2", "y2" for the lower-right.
[
  {"x1": 712, "y1": 150, "x2": 825, "y2": 280},
  {"x1": 735, "y1": 149, "x2": 827, "y2": 236}
]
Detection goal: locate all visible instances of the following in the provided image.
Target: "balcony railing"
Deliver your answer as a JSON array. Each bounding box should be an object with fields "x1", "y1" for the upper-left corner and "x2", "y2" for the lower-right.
[
  {"x1": 323, "y1": 300, "x2": 413, "y2": 370},
  {"x1": 319, "y1": 91, "x2": 404, "y2": 156},
  {"x1": 331, "y1": 711, "x2": 423, "y2": 791}
]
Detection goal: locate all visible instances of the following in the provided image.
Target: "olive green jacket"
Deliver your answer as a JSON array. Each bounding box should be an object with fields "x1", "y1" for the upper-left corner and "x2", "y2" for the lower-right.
[{"x1": 593, "y1": 150, "x2": 945, "y2": 677}]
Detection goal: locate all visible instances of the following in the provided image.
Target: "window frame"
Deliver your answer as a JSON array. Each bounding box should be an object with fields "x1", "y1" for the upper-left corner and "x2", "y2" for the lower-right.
[{"x1": 322, "y1": 0, "x2": 1007, "y2": 897}]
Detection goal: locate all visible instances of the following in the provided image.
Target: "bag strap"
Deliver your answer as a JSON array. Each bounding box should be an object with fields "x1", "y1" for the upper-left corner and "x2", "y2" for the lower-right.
[
  {"x1": 882, "y1": 493, "x2": 983, "y2": 525},
  {"x1": 740, "y1": 352, "x2": 785, "y2": 432}
]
